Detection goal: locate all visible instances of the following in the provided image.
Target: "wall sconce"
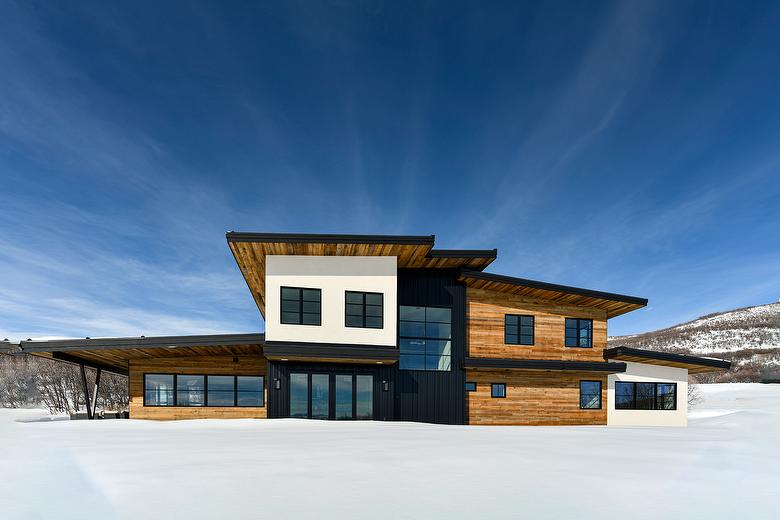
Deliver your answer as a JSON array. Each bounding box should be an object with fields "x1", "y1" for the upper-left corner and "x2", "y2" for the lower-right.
[
  {"x1": 274, "y1": 378, "x2": 281, "y2": 390},
  {"x1": 382, "y1": 381, "x2": 389, "y2": 392}
]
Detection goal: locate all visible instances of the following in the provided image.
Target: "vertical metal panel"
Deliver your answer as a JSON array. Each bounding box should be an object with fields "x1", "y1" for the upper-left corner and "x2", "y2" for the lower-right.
[{"x1": 395, "y1": 269, "x2": 466, "y2": 424}]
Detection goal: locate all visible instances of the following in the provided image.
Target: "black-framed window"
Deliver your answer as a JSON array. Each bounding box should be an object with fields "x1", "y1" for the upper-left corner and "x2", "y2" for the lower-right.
[
  {"x1": 399, "y1": 305, "x2": 452, "y2": 371},
  {"x1": 491, "y1": 383, "x2": 506, "y2": 398},
  {"x1": 281, "y1": 286, "x2": 321, "y2": 325},
  {"x1": 565, "y1": 318, "x2": 592, "y2": 348},
  {"x1": 615, "y1": 382, "x2": 677, "y2": 410},
  {"x1": 345, "y1": 291, "x2": 383, "y2": 329},
  {"x1": 579, "y1": 380, "x2": 602, "y2": 409},
  {"x1": 144, "y1": 374, "x2": 174, "y2": 406},
  {"x1": 505, "y1": 314, "x2": 534, "y2": 345},
  {"x1": 176, "y1": 375, "x2": 205, "y2": 406},
  {"x1": 143, "y1": 374, "x2": 265, "y2": 407},
  {"x1": 465, "y1": 382, "x2": 477, "y2": 392}
]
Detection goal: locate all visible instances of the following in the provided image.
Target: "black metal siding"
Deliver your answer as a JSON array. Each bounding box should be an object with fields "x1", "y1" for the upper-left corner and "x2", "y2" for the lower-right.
[{"x1": 394, "y1": 269, "x2": 466, "y2": 425}]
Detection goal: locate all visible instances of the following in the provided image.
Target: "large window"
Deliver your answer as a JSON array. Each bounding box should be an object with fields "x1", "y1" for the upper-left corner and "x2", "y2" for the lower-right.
[
  {"x1": 579, "y1": 380, "x2": 602, "y2": 409},
  {"x1": 399, "y1": 305, "x2": 452, "y2": 371},
  {"x1": 281, "y1": 286, "x2": 321, "y2": 325},
  {"x1": 505, "y1": 314, "x2": 534, "y2": 345},
  {"x1": 144, "y1": 374, "x2": 174, "y2": 406},
  {"x1": 615, "y1": 382, "x2": 677, "y2": 410},
  {"x1": 345, "y1": 291, "x2": 383, "y2": 329},
  {"x1": 565, "y1": 318, "x2": 592, "y2": 348},
  {"x1": 143, "y1": 374, "x2": 264, "y2": 407},
  {"x1": 176, "y1": 375, "x2": 205, "y2": 406}
]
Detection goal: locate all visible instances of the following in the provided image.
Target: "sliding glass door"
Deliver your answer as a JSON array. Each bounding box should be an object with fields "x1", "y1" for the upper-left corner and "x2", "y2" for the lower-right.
[{"x1": 288, "y1": 372, "x2": 373, "y2": 420}]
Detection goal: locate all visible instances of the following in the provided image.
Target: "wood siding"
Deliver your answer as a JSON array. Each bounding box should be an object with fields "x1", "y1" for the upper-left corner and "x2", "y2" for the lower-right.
[
  {"x1": 467, "y1": 287, "x2": 608, "y2": 361},
  {"x1": 466, "y1": 369, "x2": 607, "y2": 425},
  {"x1": 129, "y1": 354, "x2": 267, "y2": 420}
]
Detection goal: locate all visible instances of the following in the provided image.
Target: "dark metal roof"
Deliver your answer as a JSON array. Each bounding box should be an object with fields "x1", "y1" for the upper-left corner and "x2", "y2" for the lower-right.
[
  {"x1": 263, "y1": 340, "x2": 399, "y2": 363},
  {"x1": 18, "y1": 333, "x2": 265, "y2": 353},
  {"x1": 464, "y1": 357, "x2": 627, "y2": 372},
  {"x1": 604, "y1": 346, "x2": 731, "y2": 370},
  {"x1": 460, "y1": 270, "x2": 649, "y2": 306},
  {"x1": 428, "y1": 249, "x2": 497, "y2": 259},
  {"x1": 226, "y1": 232, "x2": 436, "y2": 245}
]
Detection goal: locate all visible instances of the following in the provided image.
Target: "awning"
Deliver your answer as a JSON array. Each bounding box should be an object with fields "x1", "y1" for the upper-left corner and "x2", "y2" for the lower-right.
[
  {"x1": 464, "y1": 357, "x2": 627, "y2": 372},
  {"x1": 263, "y1": 340, "x2": 398, "y2": 365},
  {"x1": 604, "y1": 346, "x2": 730, "y2": 374}
]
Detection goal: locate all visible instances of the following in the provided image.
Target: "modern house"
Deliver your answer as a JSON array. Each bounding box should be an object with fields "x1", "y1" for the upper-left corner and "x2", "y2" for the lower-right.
[{"x1": 4, "y1": 232, "x2": 730, "y2": 426}]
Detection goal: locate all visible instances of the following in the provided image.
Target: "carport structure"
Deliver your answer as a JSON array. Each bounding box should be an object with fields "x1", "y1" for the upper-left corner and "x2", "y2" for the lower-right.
[{"x1": 7, "y1": 334, "x2": 265, "y2": 419}]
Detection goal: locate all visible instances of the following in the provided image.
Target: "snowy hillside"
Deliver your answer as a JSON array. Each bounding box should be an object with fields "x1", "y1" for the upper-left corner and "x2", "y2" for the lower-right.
[{"x1": 609, "y1": 302, "x2": 780, "y2": 382}]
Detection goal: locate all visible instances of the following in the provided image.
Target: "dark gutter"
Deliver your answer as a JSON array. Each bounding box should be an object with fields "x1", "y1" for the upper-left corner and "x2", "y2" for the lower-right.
[
  {"x1": 19, "y1": 333, "x2": 265, "y2": 353},
  {"x1": 460, "y1": 270, "x2": 648, "y2": 306},
  {"x1": 263, "y1": 340, "x2": 399, "y2": 362},
  {"x1": 464, "y1": 357, "x2": 627, "y2": 372},
  {"x1": 604, "y1": 347, "x2": 731, "y2": 370},
  {"x1": 428, "y1": 248, "x2": 497, "y2": 259},
  {"x1": 226, "y1": 232, "x2": 435, "y2": 246}
]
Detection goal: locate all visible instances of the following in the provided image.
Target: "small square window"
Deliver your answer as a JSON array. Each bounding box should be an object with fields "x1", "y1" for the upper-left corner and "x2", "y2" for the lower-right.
[
  {"x1": 280, "y1": 287, "x2": 321, "y2": 325},
  {"x1": 565, "y1": 318, "x2": 592, "y2": 348},
  {"x1": 465, "y1": 382, "x2": 477, "y2": 392},
  {"x1": 491, "y1": 383, "x2": 506, "y2": 398}
]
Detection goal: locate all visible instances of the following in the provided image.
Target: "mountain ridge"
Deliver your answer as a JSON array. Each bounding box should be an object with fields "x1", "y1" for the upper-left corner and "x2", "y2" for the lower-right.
[{"x1": 608, "y1": 302, "x2": 780, "y2": 382}]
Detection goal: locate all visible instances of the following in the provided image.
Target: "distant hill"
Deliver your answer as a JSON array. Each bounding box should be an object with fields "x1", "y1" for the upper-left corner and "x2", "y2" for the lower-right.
[{"x1": 608, "y1": 302, "x2": 780, "y2": 382}]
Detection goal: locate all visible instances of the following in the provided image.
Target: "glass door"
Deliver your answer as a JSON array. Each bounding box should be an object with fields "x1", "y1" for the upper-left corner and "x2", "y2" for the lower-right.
[
  {"x1": 290, "y1": 373, "x2": 309, "y2": 418},
  {"x1": 288, "y1": 372, "x2": 374, "y2": 420},
  {"x1": 311, "y1": 374, "x2": 330, "y2": 419}
]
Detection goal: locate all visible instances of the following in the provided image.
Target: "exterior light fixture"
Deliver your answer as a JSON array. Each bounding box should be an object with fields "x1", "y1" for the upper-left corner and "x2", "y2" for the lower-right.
[
  {"x1": 274, "y1": 378, "x2": 281, "y2": 390},
  {"x1": 382, "y1": 381, "x2": 389, "y2": 392}
]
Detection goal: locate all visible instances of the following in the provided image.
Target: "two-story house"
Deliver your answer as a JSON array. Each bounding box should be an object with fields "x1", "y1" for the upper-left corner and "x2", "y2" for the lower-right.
[{"x1": 8, "y1": 232, "x2": 730, "y2": 426}]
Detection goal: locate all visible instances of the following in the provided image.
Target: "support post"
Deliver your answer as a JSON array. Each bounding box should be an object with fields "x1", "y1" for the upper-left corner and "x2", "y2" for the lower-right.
[
  {"x1": 91, "y1": 368, "x2": 102, "y2": 419},
  {"x1": 80, "y1": 364, "x2": 93, "y2": 420}
]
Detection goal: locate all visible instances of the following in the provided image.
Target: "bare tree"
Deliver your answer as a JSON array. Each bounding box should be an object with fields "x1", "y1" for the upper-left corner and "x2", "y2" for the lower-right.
[{"x1": 687, "y1": 378, "x2": 703, "y2": 408}]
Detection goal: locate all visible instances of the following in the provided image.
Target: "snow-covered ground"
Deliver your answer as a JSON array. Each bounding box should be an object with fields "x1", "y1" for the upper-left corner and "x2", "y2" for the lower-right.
[{"x1": 1, "y1": 384, "x2": 778, "y2": 519}]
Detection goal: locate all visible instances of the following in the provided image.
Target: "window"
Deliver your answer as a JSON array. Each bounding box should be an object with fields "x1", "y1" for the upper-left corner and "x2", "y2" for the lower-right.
[
  {"x1": 144, "y1": 374, "x2": 174, "y2": 406},
  {"x1": 399, "y1": 305, "x2": 452, "y2": 371},
  {"x1": 491, "y1": 383, "x2": 506, "y2": 398},
  {"x1": 355, "y1": 375, "x2": 373, "y2": 419},
  {"x1": 505, "y1": 314, "x2": 534, "y2": 345},
  {"x1": 144, "y1": 374, "x2": 265, "y2": 407},
  {"x1": 176, "y1": 375, "x2": 205, "y2": 406},
  {"x1": 345, "y1": 291, "x2": 383, "y2": 329},
  {"x1": 465, "y1": 382, "x2": 477, "y2": 392},
  {"x1": 207, "y1": 375, "x2": 235, "y2": 406},
  {"x1": 614, "y1": 382, "x2": 677, "y2": 410},
  {"x1": 579, "y1": 380, "x2": 602, "y2": 409},
  {"x1": 281, "y1": 286, "x2": 321, "y2": 325},
  {"x1": 237, "y1": 376, "x2": 264, "y2": 407},
  {"x1": 565, "y1": 318, "x2": 592, "y2": 348}
]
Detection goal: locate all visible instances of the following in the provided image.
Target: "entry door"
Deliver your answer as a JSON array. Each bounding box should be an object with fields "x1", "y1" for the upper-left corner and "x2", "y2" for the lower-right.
[{"x1": 288, "y1": 373, "x2": 373, "y2": 420}]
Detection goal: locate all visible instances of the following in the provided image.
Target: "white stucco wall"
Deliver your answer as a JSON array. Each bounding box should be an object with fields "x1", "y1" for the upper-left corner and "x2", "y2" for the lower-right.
[
  {"x1": 265, "y1": 255, "x2": 397, "y2": 346},
  {"x1": 607, "y1": 361, "x2": 689, "y2": 427}
]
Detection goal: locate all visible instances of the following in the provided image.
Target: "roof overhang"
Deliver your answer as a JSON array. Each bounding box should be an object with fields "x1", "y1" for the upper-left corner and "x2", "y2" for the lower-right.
[
  {"x1": 15, "y1": 333, "x2": 265, "y2": 375},
  {"x1": 604, "y1": 346, "x2": 731, "y2": 374},
  {"x1": 226, "y1": 232, "x2": 496, "y2": 317},
  {"x1": 459, "y1": 270, "x2": 648, "y2": 318},
  {"x1": 263, "y1": 340, "x2": 398, "y2": 365},
  {"x1": 464, "y1": 357, "x2": 627, "y2": 373}
]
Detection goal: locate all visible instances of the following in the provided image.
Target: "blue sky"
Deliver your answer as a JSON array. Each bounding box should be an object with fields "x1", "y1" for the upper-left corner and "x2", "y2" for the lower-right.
[{"x1": 2, "y1": 1, "x2": 779, "y2": 340}]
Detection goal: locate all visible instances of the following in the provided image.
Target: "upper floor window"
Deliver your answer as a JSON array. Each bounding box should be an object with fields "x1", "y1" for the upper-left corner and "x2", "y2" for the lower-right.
[
  {"x1": 491, "y1": 383, "x2": 506, "y2": 398},
  {"x1": 399, "y1": 305, "x2": 452, "y2": 371},
  {"x1": 565, "y1": 318, "x2": 592, "y2": 348},
  {"x1": 281, "y1": 287, "x2": 321, "y2": 325},
  {"x1": 579, "y1": 380, "x2": 602, "y2": 409},
  {"x1": 345, "y1": 291, "x2": 383, "y2": 329},
  {"x1": 615, "y1": 382, "x2": 677, "y2": 410},
  {"x1": 505, "y1": 315, "x2": 534, "y2": 345}
]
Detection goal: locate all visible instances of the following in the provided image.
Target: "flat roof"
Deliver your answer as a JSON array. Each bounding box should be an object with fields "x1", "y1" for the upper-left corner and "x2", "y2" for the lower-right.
[
  {"x1": 464, "y1": 357, "x2": 627, "y2": 372},
  {"x1": 604, "y1": 346, "x2": 731, "y2": 374},
  {"x1": 226, "y1": 232, "x2": 436, "y2": 245}
]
